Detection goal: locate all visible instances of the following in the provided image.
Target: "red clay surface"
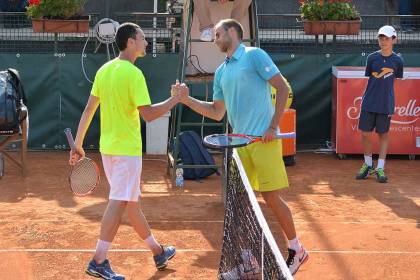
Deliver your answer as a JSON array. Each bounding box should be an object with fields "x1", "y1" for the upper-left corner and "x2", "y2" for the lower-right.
[{"x1": 0, "y1": 151, "x2": 419, "y2": 280}]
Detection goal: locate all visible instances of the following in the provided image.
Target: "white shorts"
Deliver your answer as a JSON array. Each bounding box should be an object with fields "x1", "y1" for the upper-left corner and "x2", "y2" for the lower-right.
[{"x1": 101, "y1": 154, "x2": 142, "y2": 202}]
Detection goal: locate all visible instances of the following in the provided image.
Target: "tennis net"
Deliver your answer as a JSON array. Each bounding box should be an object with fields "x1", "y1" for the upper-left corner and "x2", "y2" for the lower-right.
[{"x1": 218, "y1": 150, "x2": 293, "y2": 280}]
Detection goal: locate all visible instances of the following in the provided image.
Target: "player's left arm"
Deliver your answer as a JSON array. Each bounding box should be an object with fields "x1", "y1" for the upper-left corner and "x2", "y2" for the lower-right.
[
  {"x1": 251, "y1": 48, "x2": 289, "y2": 142},
  {"x1": 395, "y1": 56, "x2": 404, "y2": 79},
  {"x1": 265, "y1": 74, "x2": 289, "y2": 142},
  {"x1": 269, "y1": 73, "x2": 289, "y2": 128}
]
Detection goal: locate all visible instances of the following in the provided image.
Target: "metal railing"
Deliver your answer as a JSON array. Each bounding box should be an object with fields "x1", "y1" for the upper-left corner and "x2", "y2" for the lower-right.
[
  {"x1": 1, "y1": 12, "x2": 419, "y2": 54},
  {"x1": 114, "y1": 12, "x2": 182, "y2": 55},
  {"x1": 258, "y1": 14, "x2": 420, "y2": 53},
  {"x1": 0, "y1": 12, "x2": 181, "y2": 54}
]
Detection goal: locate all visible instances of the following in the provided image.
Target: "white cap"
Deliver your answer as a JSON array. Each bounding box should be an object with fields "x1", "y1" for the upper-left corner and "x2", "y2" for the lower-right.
[{"x1": 378, "y1": 25, "x2": 397, "y2": 38}]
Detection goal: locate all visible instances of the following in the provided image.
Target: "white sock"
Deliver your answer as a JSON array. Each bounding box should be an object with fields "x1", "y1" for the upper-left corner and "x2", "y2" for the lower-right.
[
  {"x1": 288, "y1": 237, "x2": 302, "y2": 252},
  {"x1": 377, "y1": 159, "x2": 385, "y2": 169},
  {"x1": 144, "y1": 235, "x2": 161, "y2": 253},
  {"x1": 95, "y1": 240, "x2": 111, "y2": 262},
  {"x1": 364, "y1": 155, "x2": 373, "y2": 167}
]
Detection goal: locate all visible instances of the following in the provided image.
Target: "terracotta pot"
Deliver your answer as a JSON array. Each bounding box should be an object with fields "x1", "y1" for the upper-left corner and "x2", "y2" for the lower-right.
[
  {"x1": 32, "y1": 16, "x2": 90, "y2": 33},
  {"x1": 303, "y1": 18, "x2": 362, "y2": 35}
]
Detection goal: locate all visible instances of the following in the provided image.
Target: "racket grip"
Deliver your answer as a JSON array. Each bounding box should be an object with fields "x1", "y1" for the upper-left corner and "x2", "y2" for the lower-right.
[
  {"x1": 277, "y1": 132, "x2": 296, "y2": 139},
  {"x1": 64, "y1": 128, "x2": 76, "y2": 150}
]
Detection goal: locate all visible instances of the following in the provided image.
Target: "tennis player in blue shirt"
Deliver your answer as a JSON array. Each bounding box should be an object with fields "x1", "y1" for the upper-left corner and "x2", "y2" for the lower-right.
[{"x1": 174, "y1": 19, "x2": 308, "y2": 276}]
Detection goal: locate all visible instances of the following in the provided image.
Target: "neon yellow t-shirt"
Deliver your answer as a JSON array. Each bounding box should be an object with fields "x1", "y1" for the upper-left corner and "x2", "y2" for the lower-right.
[{"x1": 91, "y1": 58, "x2": 151, "y2": 156}]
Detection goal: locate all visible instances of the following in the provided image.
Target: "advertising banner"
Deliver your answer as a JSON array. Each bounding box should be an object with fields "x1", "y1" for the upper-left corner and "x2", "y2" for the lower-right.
[{"x1": 332, "y1": 66, "x2": 420, "y2": 155}]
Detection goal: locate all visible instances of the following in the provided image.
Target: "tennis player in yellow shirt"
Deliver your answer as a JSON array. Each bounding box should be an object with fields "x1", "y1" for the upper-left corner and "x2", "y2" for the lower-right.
[{"x1": 70, "y1": 23, "x2": 186, "y2": 280}]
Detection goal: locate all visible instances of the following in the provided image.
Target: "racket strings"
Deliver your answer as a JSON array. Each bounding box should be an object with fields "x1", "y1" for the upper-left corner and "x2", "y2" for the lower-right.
[{"x1": 70, "y1": 158, "x2": 99, "y2": 195}]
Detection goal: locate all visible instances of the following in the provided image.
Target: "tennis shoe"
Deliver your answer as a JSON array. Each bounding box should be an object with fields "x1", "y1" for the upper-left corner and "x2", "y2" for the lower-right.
[
  {"x1": 375, "y1": 168, "x2": 388, "y2": 183},
  {"x1": 219, "y1": 250, "x2": 260, "y2": 279},
  {"x1": 218, "y1": 264, "x2": 260, "y2": 280},
  {"x1": 218, "y1": 265, "x2": 244, "y2": 280},
  {"x1": 286, "y1": 247, "x2": 308, "y2": 275},
  {"x1": 356, "y1": 163, "x2": 374, "y2": 179},
  {"x1": 85, "y1": 259, "x2": 125, "y2": 280},
  {"x1": 153, "y1": 245, "x2": 176, "y2": 270}
]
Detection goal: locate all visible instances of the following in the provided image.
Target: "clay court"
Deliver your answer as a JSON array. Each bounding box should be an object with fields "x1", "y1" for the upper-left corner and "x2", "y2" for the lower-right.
[{"x1": 0, "y1": 151, "x2": 419, "y2": 280}]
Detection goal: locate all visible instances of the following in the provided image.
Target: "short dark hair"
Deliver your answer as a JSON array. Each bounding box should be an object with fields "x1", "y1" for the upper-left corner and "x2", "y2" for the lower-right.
[
  {"x1": 115, "y1": 22, "x2": 140, "y2": 51},
  {"x1": 217, "y1": 19, "x2": 244, "y2": 40}
]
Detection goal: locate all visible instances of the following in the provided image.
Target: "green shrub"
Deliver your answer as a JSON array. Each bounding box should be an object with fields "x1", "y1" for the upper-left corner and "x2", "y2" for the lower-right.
[
  {"x1": 26, "y1": 0, "x2": 87, "y2": 19},
  {"x1": 300, "y1": 0, "x2": 360, "y2": 21}
]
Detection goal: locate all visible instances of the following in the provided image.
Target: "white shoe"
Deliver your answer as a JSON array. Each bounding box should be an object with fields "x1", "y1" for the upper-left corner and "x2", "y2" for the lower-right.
[
  {"x1": 219, "y1": 264, "x2": 261, "y2": 280},
  {"x1": 286, "y1": 247, "x2": 309, "y2": 275},
  {"x1": 200, "y1": 27, "x2": 214, "y2": 42},
  {"x1": 219, "y1": 264, "x2": 244, "y2": 279},
  {"x1": 219, "y1": 250, "x2": 260, "y2": 279}
]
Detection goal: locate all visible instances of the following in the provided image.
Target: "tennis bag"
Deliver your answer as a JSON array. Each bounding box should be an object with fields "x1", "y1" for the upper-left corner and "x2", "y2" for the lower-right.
[
  {"x1": 178, "y1": 130, "x2": 219, "y2": 180},
  {"x1": 0, "y1": 68, "x2": 27, "y2": 135}
]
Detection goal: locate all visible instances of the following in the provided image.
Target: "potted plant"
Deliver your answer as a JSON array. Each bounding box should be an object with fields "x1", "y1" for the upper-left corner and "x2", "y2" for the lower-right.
[
  {"x1": 26, "y1": 0, "x2": 90, "y2": 33},
  {"x1": 300, "y1": 0, "x2": 361, "y2": 35}
]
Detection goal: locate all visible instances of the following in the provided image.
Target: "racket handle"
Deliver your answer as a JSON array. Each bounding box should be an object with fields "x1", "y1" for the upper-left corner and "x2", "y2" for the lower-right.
[
  {"x1": 64, "y1": 128, "x2": 76, "y2": 150},
  {"x1": 276, "y1": 132, "x2": 296, "y2": 139}
]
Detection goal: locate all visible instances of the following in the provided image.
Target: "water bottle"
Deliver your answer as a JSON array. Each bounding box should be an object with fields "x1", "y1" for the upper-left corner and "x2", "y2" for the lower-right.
[{"x1": 175, "y1": 168, "x2": 184, "y2": 187}]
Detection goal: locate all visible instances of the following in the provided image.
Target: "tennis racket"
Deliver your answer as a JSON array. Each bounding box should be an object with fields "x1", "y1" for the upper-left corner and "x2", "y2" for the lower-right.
[
  {"x1": 203, "y1": 132, "x2": 296, "y2": 149},
  {"x1": 64, "y1": 128, "x2": 100, "y2": 196}
]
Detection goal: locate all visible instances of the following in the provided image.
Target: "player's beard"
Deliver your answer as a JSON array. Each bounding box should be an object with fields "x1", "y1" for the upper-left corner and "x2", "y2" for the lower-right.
[
  {"x1": 219, "y1": 44, "x2": 228, "y2": 53},
  {"x1": 218, "y1": 39, "x2": 231, "y2": 53},
  {"x1": 216, "y1": 31, "x2": 233, "y2": 53}
]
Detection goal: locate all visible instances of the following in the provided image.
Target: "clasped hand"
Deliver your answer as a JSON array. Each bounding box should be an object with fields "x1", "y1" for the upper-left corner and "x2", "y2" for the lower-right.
[{"x1": 171, "y1": 79, "x2": 189, "y2": 103}]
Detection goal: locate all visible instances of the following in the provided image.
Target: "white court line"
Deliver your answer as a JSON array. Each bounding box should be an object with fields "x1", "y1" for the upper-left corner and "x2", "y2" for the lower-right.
[
  {"x1": 0, "y1": 220, "x2": 418, "y2": 225},
  {"x1": 0, "y1": 249, "x2": 212, "y2": 253},
  {"x1": 308, "y1": 250, "x2": 420, "y2": 255},
  {"x1": 0, "y1": 249, "x2": 419, "y2": 255},
  {"x1": 148, "y1": 221, "x2": 419, "y2": 225}
]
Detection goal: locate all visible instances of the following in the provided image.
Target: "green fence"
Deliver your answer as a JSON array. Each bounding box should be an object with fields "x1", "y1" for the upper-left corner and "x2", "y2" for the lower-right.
[
  {"x1": 0, "y1": 53, "x2": 178, "y2": 150},
  {"x1": 179, "y1": 52, "x2": 420, "y2": 149},
  {"x1": 1, "y1": 52, "x2": 419, "y2": 150}
]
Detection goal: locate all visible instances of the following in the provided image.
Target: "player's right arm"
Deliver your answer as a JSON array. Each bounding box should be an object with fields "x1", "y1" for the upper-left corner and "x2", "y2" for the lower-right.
[
  {"x1": 182, "y1": 97, "x2": 226, "y2": 121},
  {"x1": 138, "y1": 95, "x2": 183, "y2": 122},
  {"x1": 71, "y1": 94, "x2": 99, "y2": 164},
  {"x1": 176, "y1": 73, "x2": 226, "y2": 121}
]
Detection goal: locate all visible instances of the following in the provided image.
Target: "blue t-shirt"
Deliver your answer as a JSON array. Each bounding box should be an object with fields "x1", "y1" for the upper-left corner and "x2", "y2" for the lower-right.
[
  {"x1": 213, "y1": 44, "x2": 280, "y2": 135},
  {"x1": 361, "y1": 51, "x2": 404, "y2": 114}
]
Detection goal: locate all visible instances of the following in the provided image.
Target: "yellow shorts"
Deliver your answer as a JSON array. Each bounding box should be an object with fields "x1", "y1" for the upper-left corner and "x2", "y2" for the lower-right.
[{"x1": 237, "y1": 139, "x2": 289, "y2": 192}]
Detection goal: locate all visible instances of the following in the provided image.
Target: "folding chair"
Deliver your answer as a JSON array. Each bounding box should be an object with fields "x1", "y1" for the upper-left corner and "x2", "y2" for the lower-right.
[{"x1": 0, "y1": 110, "x2": 28, "y2": 178}]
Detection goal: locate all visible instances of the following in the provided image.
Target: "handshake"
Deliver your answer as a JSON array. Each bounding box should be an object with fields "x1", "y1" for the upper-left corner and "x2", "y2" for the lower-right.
[{"x1": 170, "y1": 79, "x2": 189, "y2": 104}]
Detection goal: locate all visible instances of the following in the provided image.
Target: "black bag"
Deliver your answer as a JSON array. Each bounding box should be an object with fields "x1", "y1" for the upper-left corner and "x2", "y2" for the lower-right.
[
  {"x1": 178, "y1": 131, "x2": 219, "y2": 180},
  {"x1": 0, "y1": 68, "x2": 27, "y2": 135}
]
